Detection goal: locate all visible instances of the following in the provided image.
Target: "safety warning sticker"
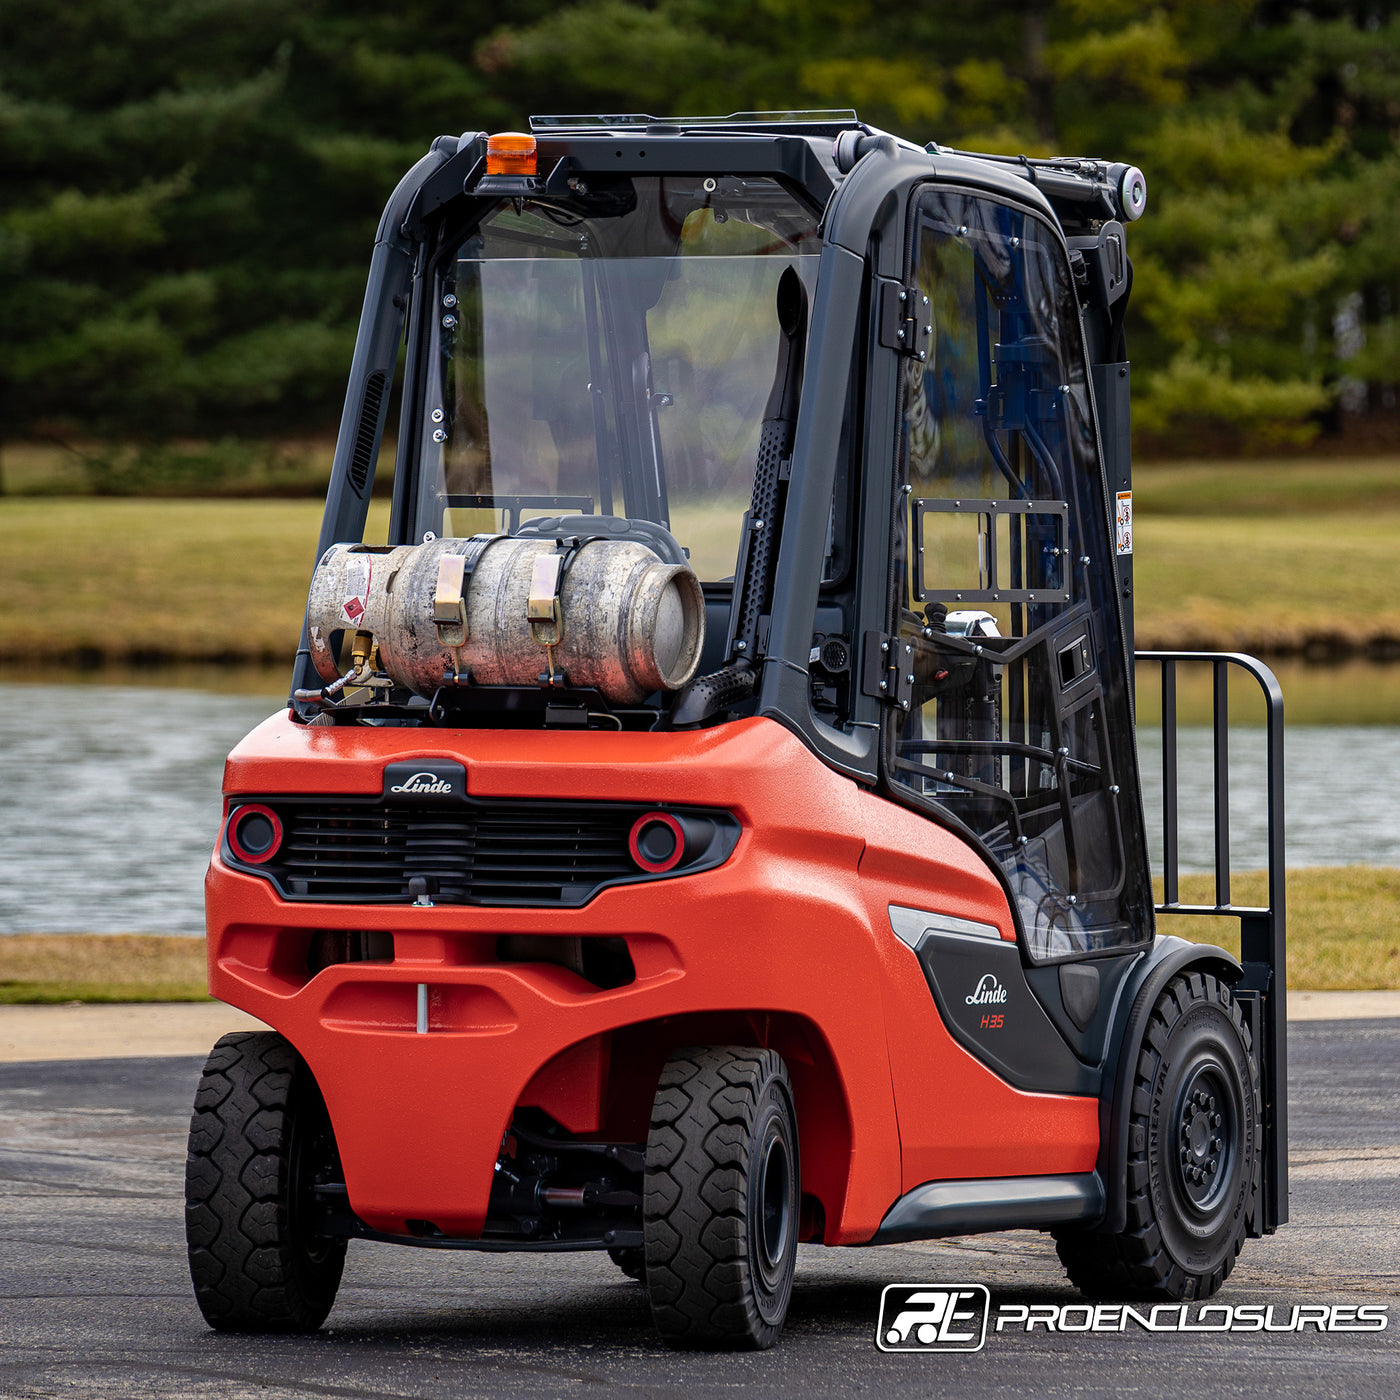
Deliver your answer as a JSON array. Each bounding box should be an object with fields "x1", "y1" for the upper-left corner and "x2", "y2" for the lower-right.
[
  {"x1": 341, "y1": 558, "x2": 371, "y2": 627},
  {"x1": 1115, "y1": 491, "x2": 1133, "y2": 556}
]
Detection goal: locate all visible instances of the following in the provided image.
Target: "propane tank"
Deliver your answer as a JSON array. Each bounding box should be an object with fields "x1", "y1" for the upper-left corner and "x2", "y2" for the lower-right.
[{"x1": 305, "y1": 535, "x2": 705, "y2": 705}]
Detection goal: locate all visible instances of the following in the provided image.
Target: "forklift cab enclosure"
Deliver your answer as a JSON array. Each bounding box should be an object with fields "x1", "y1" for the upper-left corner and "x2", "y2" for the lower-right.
[{"x1": 189, "y1": 113, "x2": 1286, "y2": 1350}]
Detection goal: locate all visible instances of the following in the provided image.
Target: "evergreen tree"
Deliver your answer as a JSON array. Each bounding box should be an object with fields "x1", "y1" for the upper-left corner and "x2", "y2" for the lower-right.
[
  {"x1": 5, "y1": 0, "x2": 1400, "y2": 459},
  {"x1": 483, "y1": 0, "x2": 1393, "y2": 449},
  {"x1": 0, "y1": 0, "x2": 545, "y2": 457}
]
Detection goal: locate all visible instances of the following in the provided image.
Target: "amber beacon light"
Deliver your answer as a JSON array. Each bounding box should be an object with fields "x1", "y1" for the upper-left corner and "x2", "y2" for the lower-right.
[{"x1": 486, "y1": 132, "x2": 538, "y2": 176}]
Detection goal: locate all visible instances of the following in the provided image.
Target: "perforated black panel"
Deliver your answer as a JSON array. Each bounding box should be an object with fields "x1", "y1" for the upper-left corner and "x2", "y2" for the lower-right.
[{"x1": 348, "y1": 370, "x2": 386, "y2": 496}]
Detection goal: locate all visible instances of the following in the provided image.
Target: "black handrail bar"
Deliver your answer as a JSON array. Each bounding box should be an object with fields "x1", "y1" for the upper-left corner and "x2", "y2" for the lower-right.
[{"x1": 1135, "y1": 650, "x2": 1287, "y2": 1233}]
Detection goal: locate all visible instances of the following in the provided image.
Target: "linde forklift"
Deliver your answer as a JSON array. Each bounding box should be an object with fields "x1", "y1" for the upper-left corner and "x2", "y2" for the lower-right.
[{"x1": 186, "y1": 112, "x2": 1286, "y2": 1350}]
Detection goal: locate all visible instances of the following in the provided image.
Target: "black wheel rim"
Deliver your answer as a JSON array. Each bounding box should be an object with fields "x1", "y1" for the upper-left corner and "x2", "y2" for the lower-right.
[
  {"x1": 288, "y1": 1090, "x2": 339, "y2": 1265},
  {"x1": 760, "y1": 1134, "x2": 791, "y2": 1268},
  {"x1": 752, "y1": 1116, "x2": 794, "y2": 1296},
  {"x1": 1173, "y1": 1061, "x2": 1238, "y2": 1215}
]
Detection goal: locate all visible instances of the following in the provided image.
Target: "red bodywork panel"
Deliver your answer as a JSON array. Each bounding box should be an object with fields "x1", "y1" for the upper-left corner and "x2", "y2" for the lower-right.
[{"x1": 207, "y1": 713, "x2": 1099, "y2": 1244}]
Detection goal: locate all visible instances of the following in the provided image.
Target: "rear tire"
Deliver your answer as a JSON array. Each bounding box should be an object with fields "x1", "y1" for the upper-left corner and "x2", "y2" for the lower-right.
[
  {"x1": 185, "y1": 1030, "x2": 346, "y2": 1331},
  {"x1": 643, "y1": 1046, "x2": 800, "y2": 1350},
  {"x1": 1055, "y1": 972, "x2": 1259, "y2": 1301}
]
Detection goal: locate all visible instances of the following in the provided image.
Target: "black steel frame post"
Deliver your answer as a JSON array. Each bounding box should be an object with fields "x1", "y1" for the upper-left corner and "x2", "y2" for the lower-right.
[{"x1": 1161, "y1": 658, "x2": 1178, "y2": 907}]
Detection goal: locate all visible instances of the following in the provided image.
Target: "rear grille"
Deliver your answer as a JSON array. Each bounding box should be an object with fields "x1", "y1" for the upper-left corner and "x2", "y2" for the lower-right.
[{"x1": 222, "y1": 797, "x2": 737, "y2": 907}]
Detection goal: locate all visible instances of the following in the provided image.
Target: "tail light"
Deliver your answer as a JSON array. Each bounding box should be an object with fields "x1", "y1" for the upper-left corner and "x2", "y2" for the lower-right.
[
  {"x1": 226, "y1": 804, "x2": 283, "y2": 864},
  {"x1": 628, "y1": 813, "x2": 686, "y2": 874}
]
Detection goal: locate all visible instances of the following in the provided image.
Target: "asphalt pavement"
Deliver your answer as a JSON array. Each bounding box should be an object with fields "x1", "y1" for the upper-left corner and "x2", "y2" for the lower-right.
[{"x1": 1, "y1": 1022, "x2": 1397, "y2": 1399}]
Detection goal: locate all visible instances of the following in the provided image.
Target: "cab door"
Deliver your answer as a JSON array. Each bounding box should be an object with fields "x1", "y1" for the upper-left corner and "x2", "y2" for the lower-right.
[{"x1": 876, "y1": 185, "x2": 1155, "y2": 1085}]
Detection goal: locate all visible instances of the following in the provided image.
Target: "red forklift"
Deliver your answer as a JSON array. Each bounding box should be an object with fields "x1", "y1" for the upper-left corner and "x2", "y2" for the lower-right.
[{"x1": 185, "y1": 112, "x2": 1287, "y2": 1350}]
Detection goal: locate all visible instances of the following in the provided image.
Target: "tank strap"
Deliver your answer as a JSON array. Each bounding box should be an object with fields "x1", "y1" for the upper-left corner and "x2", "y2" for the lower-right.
[
  {"x1": 432, "y1": 532, "x2": 502, "y2": 646},
  {"x1": 527, "y1": 535, "x2": 609, "y2": 682}
]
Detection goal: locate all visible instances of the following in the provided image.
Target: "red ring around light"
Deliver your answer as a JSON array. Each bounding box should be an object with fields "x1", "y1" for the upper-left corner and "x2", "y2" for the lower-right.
[
  {"x1": 227, "y1": 804, "x2": 283, "y2": 864},
  {"x1": 628, "y1": 812, "x2": 685, "y2": 874}
]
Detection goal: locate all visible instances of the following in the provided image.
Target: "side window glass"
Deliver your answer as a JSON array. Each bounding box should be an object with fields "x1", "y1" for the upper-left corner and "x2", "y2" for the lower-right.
[{"x1": 887, "y1": 190, "x2": 1152, "y2": 961}]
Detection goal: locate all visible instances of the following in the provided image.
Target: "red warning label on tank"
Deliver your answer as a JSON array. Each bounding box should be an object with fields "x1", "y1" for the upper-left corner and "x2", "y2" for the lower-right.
[{"x1": 341, "y1": 558, "x2": 371, "y2": 626}]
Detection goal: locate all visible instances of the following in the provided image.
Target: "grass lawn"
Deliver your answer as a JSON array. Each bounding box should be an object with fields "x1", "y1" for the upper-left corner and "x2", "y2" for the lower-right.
[
  {"x1": 1129, "y1": 457, "x2": 1400, "y2": 653},
  {"x1": 1133, "y1": 513, "x2": 1400, "y2": 653},
  {"x1": 1132, "y1": 454, "x2": 1400, "y2": 516},
  {"x1": 4, "y1": 454, "x2": 1400, "y2": 664},
  {"x1": 1157, "y1": 866, "x2": 1400, "y2": 989},
  {"x1": 0, "y1": 497, "x2": 387, "y2": 665},
  {"x1": 1, "y1": 866, "x2": 1395, "y2": 1000},
  {"x1": 0, "y1": 934, "x2": 210, "y2": 1003}
]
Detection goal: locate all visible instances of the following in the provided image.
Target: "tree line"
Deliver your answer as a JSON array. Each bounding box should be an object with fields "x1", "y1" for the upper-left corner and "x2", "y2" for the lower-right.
[{"x1": 3, "y1": 0, "x2": 1399, "y2": 469}]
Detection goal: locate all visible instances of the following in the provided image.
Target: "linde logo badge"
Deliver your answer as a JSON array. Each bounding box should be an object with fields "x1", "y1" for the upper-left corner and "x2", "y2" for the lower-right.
[
  {"x1": 389, "y1": 771, "x2": 454, "y2": 796},
  {"x1": 877, "y1": 1285, "x2": 990, "y2": 1352},
  {"x1": 965, "y1": 973, "x2": 1008, "y2": 1006}
]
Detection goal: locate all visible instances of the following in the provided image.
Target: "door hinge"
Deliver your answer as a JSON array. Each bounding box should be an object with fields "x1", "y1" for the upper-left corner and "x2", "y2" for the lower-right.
[
  {"x1": 879, "y1": 282, "x2": 932, "y2": 361},
  {"x1": 862, "y1": 631, "x2": 914, "y2": 710}
]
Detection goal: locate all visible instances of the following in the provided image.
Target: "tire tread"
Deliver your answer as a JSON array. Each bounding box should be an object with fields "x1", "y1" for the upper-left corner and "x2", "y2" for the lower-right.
[
  {"x1": 184, "y1": 1030, "x2": 344, "y2": 1332},
  {"x1": 1056, "y1": 974, "x2": 1260, "y2": 1302},
  {"x1": 643, "y1": 1046, "x2": 795, "y2": 1349}
]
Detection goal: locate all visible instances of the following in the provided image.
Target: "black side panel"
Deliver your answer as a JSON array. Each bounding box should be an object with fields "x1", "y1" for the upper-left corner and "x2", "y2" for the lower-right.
[
  {"x1": 1023, "y1": 951, "x2": 1142, "y2": 1067},
  {"x1": 872, "y1": 1172, "x2": 1104, "y2": 1244},
  {"x1": 913, "y1": 929, "x2": 1096, "y2": 1095},
  {"x1": 1059, "y1": 962, "x2": 1101, "y2": 1028}
]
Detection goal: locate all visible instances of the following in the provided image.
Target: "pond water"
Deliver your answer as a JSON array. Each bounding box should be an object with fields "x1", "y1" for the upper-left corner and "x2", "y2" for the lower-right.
[
  {"x1": 0, "y1": 683, "x2": 283, "y2": 935},
  {"x1": 1, "y1": 671, "x2": 1398, "y2": 934}
]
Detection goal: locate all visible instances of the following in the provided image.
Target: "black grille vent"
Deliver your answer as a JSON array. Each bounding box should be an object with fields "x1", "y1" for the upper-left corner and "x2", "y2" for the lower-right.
[
  {"x1": 347, "y1": 370, "x2": 386, "y2": 495},
  {"x1": 281, "y1": 801, "x2": 636, "y2": 905},
  {"x1": 235, "y1": 799, "x2": 674, "y2": 906}
]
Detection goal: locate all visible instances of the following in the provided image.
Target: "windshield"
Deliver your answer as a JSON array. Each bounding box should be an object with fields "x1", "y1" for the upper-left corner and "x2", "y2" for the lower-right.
[{"x1": 417, "y1": 176, "x2": 822, "y2": 581}]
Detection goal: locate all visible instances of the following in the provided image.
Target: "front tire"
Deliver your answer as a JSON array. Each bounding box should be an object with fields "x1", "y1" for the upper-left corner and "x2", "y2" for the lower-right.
[
  {"x1": 185, "y1": 1030, "x2": 346, "y2": 1331},
  {"x1": 1056, "y1": 971, "x2": 1260, "y2": 1301},
  {"x1": 643, "y1": 1046, "x2": 800, "y2": 1349}
]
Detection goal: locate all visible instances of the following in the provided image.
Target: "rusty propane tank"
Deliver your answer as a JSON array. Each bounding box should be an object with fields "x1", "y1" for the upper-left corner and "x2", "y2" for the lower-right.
[{"x1": 306, "y1": 535, "x2": 705, "y2": 704}]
